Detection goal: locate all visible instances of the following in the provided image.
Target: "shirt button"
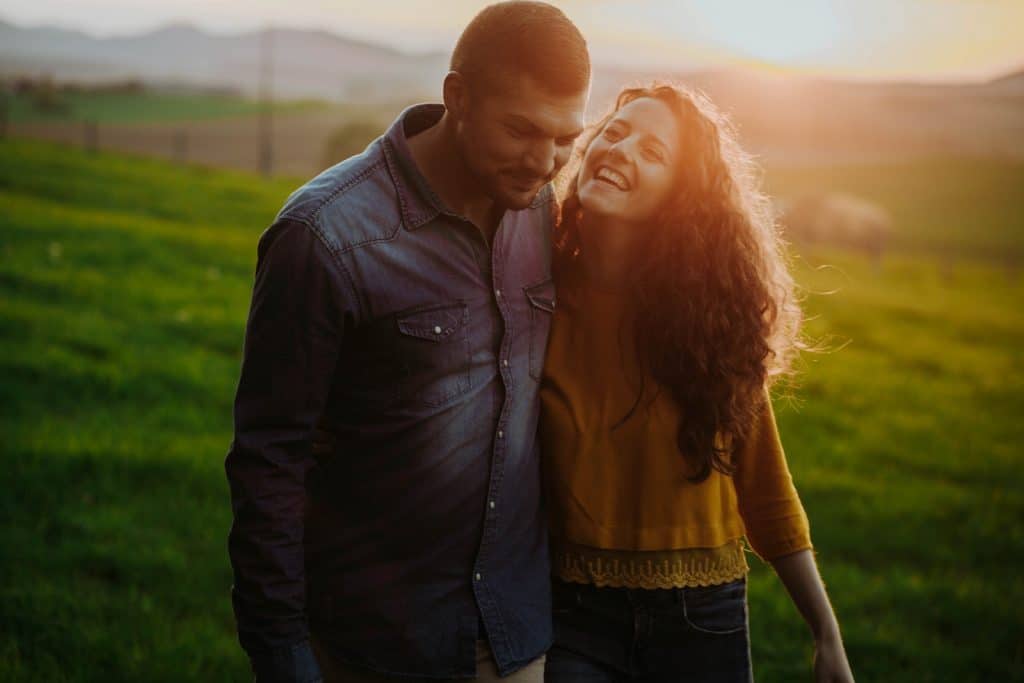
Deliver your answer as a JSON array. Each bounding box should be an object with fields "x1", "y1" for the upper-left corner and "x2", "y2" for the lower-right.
[
  {"x1": 475, "y1": 573, "x2": 482, "y2": 581},
  {"x1": 497, "y1": 430, "x2": 504, "y2": 439},
  {"x1": 433, "y1": 326, "x2": 442, "y2": 335},
  {"x1": 502, "y1": 359, "x2": 509, "y2": 367},
  {"x1": 495, "y1": 289, "x2": 502, "y2": 298},
  {"x1": 489, "y1": 500, "x2": 495, "y2": 509}
]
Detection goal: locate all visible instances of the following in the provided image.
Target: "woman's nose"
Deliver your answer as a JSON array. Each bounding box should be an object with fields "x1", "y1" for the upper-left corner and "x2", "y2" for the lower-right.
[{"x1": 606, "y1": 141, "x2": 631, "y2": 167}]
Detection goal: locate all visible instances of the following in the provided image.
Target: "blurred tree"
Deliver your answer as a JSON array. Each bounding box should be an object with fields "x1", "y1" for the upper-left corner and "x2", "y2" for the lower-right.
[
  {"x1": 31, "y1": 73, "x2": 70, "y2": 116},
  {"x1": 322, "y1": 120, "x2": 383, "y2": 169},
  {"x1": 779, "y1": 192, "x2": 892, "y2": 268}
]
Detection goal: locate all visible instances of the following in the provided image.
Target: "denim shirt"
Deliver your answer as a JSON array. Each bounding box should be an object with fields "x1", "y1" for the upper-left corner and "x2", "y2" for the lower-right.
[{"x1": 226, "y1": 104, "x2": 558, "y2": 680}]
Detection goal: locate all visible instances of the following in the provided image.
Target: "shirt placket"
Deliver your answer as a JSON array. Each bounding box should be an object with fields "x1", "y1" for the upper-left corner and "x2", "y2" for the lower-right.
[{"x1": 472, "y1": 215, "x2": 515, "y2": 660}]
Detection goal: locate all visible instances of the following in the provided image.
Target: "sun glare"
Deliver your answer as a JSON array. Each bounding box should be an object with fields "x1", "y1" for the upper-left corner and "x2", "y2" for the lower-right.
[{"x1": 687, "y1": 1, "x2": 848, "y2": 65}]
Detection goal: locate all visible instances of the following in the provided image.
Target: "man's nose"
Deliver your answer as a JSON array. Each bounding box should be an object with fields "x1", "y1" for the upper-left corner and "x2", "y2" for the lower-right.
[{"x1": 523, "y1": 139, "x2": 557, "y2": 179}]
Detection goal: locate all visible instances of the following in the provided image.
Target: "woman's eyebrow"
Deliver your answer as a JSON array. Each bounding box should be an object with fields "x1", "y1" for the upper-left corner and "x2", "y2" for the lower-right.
[{"x1": 605, "y1": 118, "x2": 630, "y2": 134}]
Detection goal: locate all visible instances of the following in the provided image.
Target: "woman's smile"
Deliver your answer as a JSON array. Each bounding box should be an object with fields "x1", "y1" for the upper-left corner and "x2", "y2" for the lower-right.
[{"x1": 593, "y1": 165, "x2": 631, "y2": 191}]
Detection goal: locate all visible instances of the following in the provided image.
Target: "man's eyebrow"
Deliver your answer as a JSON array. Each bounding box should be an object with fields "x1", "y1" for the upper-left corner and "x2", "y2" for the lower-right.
[
  {"x1": 558, "y1": 126, "x2": 585, "y2": 141},
  {"x1": 506, "y1": 114, "x2": 583, "y2": 140}
]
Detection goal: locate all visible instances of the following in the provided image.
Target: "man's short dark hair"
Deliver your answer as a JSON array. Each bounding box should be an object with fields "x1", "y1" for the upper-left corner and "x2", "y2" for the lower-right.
[{"x1": 450, "y1": 1, "x2": 590, "y2": 96}]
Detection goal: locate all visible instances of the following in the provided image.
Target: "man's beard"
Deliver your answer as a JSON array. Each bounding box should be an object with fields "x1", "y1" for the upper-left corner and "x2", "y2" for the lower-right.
[{"x1": 456, "y1": 139, "x2": 549, "y2": 211}]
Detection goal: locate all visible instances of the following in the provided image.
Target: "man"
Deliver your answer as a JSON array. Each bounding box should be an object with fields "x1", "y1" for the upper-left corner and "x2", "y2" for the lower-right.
[{"x1": 225, "y1": 3, "x2": 590, "y2": 681}]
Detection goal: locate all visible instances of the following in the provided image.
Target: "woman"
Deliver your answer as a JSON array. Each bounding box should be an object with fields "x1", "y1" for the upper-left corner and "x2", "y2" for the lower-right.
[{"x1": 540, "y1": 84, "x2": 854, "y2": 682}]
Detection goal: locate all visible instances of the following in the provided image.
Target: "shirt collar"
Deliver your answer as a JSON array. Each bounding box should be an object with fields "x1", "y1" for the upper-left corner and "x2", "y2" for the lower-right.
[{"x1": 382, "y1": 103, "x2": 454, "y2": 231}]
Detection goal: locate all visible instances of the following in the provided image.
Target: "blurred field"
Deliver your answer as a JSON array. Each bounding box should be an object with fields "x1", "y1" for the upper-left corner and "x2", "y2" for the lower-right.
[
  {"x1": 4, "y1": 89, "x2": 327, "y2": 125},
  {"x1": 0, "y1": 138, "x2": 1022, "y2": 681},
  {"x1": 10, "y1": 72, "x2": 1024, "y2": 181},
  {"x1": 5, "y1": 94, "x2": 400, "y2": 177}
]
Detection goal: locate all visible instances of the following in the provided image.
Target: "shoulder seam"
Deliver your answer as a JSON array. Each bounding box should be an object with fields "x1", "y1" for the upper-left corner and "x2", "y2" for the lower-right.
[
  {"x1": 279, "y1": 156, "x2": 402, "y2": 256},
  {"x1": 273, "y1": 214, "x2": 367, "y2": 320},
  {"x1": 310, "y1": 157, "x2": 387, "y2": 225}
]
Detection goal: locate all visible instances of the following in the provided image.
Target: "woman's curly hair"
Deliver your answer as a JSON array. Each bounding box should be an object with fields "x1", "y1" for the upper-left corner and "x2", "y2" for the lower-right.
[{"x1": 554, "y1": 83, "x2": 803, "y2": 483}]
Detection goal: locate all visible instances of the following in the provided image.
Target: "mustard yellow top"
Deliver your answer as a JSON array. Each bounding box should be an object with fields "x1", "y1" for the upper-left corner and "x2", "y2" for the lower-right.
[{"x1": 540, "y1": 272, "x2": 812, "y2": 588}]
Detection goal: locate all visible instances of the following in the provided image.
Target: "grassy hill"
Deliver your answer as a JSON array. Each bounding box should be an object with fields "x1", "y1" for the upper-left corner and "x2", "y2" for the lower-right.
[
  {"x1": 5, "y1": 89, "x2": 327, "y2": 125},
  {"x1": 0, "y1": 139, "x2": 1022, "y2": 681}
]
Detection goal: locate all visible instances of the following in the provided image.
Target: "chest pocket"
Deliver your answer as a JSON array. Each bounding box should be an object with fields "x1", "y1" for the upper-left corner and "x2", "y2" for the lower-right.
[
  {"x1": 393, "y1": 301, "x2": 472, "y2": 407},
  {"x1": 524, "y1": 279, "x2": 556, "y2": 381}
]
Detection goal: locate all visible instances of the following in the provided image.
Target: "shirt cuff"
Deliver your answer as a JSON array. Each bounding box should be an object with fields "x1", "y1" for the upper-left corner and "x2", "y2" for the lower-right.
[
  {"x1": 749, "y1": 529, "x2": 814, "y2": 562},
  {"x1": 251, "y1": 639, "x2": 322, "y2": 683}
]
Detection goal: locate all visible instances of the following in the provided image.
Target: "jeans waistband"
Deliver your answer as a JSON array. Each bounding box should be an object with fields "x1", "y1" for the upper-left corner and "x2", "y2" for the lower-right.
[{"x1": 553, "y1": 576, "x2": 746, "y2": 607}]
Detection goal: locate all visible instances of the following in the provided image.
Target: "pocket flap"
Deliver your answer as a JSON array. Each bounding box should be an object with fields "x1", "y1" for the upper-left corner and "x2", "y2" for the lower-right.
[
  {"x1": 396, "y1": 302, "x2": 466, "y2": 341},
  {"x1": 524, "y1": 279, "x2": 556, "y2": 313}
]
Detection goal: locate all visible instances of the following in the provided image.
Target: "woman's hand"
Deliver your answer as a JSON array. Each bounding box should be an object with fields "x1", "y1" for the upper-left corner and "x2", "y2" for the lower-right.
[{"x1": 813, "y1": 629, "x2": 854, "y2": 682}]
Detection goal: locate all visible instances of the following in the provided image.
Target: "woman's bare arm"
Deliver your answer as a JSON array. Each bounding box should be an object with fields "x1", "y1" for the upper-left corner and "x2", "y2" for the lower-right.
[{"x1": 769, "y1": 549, "x2": 855, "y2": 682}]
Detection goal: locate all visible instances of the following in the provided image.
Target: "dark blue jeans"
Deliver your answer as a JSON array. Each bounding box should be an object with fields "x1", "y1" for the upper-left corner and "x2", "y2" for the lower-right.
[{"x1": 544, "y1": 578, "x2": 753, "y2": 682}]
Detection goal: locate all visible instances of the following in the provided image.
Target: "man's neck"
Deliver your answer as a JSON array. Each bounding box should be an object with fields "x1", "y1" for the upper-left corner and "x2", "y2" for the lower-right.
[{"x1": 406, "y1": 113, "x2": 502, "y2": 243}]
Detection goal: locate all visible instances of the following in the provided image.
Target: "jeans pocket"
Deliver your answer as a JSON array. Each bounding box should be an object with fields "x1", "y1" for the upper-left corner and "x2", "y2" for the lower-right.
[
  {"x1": 551, "y1": 579, "x2": 580, "y2": 617},
  {"x1": 681, "y1": 578, "x2": 748, "y2": 635}
]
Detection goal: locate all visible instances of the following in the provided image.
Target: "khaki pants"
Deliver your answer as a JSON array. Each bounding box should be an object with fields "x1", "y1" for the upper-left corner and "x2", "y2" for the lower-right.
[{"x1": 310, "y1": 636, "x2": 545, "y2": 683}]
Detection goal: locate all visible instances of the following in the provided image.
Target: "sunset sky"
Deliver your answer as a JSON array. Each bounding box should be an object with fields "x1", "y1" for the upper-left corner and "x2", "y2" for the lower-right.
[{"x1": 3, "y1": 0, "x2": 1023, "y2": 81}]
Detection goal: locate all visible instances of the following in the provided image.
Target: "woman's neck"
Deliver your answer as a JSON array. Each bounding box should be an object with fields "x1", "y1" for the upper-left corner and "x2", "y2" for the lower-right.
[{"x1": 579, "y1": 214, "x2": 636, "y2": 290}]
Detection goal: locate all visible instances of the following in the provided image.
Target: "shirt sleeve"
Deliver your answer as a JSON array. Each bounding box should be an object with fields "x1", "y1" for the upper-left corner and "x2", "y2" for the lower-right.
[
  {"x1": 225, "y1": 217, "x2": 353, "y2": 662},
  {"x1": 732, "y1": 390, "x2": 813, "y2": 561}
]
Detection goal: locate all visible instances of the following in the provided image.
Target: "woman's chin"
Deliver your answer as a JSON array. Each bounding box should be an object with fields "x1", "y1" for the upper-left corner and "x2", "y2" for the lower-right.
[{"x1": 578, "y1": 184, "x2": 623, "y2": 220}]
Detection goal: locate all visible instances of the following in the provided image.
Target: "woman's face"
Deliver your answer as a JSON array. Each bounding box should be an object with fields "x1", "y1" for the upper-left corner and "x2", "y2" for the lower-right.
[{"x1": 577, "y1": 96, "x2": 681, "y2": 226}]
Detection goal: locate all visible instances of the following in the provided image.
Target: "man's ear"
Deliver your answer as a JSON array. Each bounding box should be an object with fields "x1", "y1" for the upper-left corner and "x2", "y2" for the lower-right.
[{"x1": 443, "y1": 71, "x2": 469, "y2": 121}]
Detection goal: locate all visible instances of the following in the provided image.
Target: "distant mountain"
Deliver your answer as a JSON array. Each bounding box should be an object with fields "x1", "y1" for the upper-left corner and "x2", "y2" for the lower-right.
[{"x1": 0, "y1": 19, "x2": 449, "y2": 100}]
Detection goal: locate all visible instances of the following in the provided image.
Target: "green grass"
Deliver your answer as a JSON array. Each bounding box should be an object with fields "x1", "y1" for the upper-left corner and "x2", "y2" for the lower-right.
[
  {"x1": 1, "y1": 138, "x2": 1022, "y2": 681},
  {"x1": 4, "y1": 90, "x2": 326, "y2": 124}
]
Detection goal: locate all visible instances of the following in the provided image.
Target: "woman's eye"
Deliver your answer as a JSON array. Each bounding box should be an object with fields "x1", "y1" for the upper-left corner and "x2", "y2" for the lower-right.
[{"x1": 643, "y1": 147, "x2": 664, "y2": 163}]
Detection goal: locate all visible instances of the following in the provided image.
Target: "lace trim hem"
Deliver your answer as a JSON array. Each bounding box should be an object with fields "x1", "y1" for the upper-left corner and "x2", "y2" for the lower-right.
[{"x1": 552, "y1": 538, "x2": 750, "y2": 589}]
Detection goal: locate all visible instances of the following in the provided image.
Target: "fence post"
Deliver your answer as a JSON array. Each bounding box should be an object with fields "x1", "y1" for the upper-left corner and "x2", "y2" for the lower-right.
[
  {"x1": 173, "y1": 129, "x2": 188, "y2": 164},
  {"x1": 0, "y1": 91, "x2": 8, "y2": 139},
  {"x1": 83, "y1": 120, "x2": 98, "y2": 154}
]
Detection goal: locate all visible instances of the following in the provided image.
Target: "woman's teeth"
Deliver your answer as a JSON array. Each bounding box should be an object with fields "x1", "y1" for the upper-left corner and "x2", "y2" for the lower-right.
[{"x1": 595, "y1": 166, "x2": 630, "y2": 191}]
